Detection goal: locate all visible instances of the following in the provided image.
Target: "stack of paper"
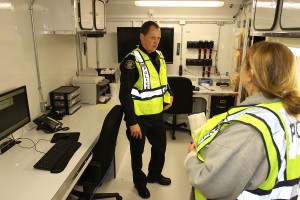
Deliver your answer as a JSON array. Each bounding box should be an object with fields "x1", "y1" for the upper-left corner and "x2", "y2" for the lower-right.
[{"x1": 188, "y1": 112, "x2": 206, "y2": 142}]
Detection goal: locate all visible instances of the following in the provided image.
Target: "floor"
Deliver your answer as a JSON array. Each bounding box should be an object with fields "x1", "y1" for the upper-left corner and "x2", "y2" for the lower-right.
[
  {"x1": 68, "y1": 129, "x2": 300, "y2": 200},
  {"x1": 68, "y1": 130, "x2": 193, "y2": 200},
  {"x1": 96, "y1": 130, "x2": 192, "y2": 200}
]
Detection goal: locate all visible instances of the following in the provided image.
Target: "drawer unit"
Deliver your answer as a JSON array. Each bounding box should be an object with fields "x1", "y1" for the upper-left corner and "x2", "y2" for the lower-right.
[
  {"x1": 210, "y1": 95, "x2": 235, "y2": 118},
  {"x1": 52, "y1": 101, "x2": 81, "y2": 115},
  {"x1": 50, "y1": 86, "x2": 81, "y2": 115},
  {"x1": 50, "y1": 86, "x2": 80, "y2": 101},
  {"x1": 52, "y1": 95, "x2": 81, "y2": 108}
]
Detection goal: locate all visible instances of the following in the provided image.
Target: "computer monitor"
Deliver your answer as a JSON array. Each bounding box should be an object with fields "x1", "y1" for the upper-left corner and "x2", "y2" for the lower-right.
[
  {"x1": 117, "y1": 27, "x2": 174, "y2": 63},
  {"x1": 0, "y1": 86, "x2": 31, "y2": 154}
]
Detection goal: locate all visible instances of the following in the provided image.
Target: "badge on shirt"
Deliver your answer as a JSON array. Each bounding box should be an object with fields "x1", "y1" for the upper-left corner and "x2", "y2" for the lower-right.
[{"x1": 125, "y1": 60, "x2": 136, "y2": 69}]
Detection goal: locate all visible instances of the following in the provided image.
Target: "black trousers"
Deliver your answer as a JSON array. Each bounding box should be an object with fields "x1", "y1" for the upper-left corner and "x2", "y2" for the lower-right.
[{"x1": 126, "y1": 113, "x2": 167, "y2": 188}]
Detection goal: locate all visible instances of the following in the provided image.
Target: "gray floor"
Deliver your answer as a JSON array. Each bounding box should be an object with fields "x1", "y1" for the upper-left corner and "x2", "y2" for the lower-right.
[
  {"x1": 69, "y1": 130, "x2": 300, "y2": 200},
  {"x1": 96, "y1": 130, "x2": 192, "y2": 200}
]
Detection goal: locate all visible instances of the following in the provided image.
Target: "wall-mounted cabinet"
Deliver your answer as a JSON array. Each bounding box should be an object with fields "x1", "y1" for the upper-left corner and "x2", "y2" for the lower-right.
[
  {"x1": 78, "y1": 0, "x2": 93, "y2": 30},
  {"x1": 34, "y1": 0, "x2": 106, "y2": 36},
  {"x1": 251, "y1": 0, "x2": 300, "y2": 37},
  {"x1": 280, "y1": 0, "x2": 300, "y2": 30},
  {"x1": 253, "y1": 0, "x2": 279, "y2": 31}
]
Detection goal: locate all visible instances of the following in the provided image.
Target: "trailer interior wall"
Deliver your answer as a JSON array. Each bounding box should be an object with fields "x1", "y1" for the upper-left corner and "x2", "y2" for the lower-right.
[
  {"x1": 0, "y1": 0, "x2": 243, "y2": 135},
  {"x1": 85, "y1": 21, "x2": 236, "y2": 77},
  {"x1": 0, "y1": 1, "x2": 78, "y2": 122}
]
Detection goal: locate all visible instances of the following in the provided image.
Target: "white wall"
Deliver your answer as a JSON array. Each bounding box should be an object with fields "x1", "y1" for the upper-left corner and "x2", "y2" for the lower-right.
[
  {"x1": 0, "y1": 1, "x2": 240, "y2": 117},
  {"x1": 86, "y1": 21, "x2": 235, "y2": 76},
  {"x1": 0, "y1": 1, "x2": 78, "y2": 121}
]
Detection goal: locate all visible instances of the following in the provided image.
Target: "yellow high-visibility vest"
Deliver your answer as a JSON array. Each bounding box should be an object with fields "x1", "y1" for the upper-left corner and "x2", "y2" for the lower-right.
[
  {"x1": 194, "y1": 101, "x2": 300, "y2": 200},
  {"x1": 129, "y1": 48, "x2": 170, "y2": 116}
]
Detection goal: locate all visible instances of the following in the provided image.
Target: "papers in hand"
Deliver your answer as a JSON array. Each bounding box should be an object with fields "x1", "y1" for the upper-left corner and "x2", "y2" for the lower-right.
[{"x1": 188, "y1": 112, "x2": 206, "y2": 142}]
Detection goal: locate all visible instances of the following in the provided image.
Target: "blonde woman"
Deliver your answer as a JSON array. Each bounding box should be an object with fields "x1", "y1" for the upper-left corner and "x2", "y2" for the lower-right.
[{"x1": 185, "y1": 41, "x2": 300, "y2": 200}]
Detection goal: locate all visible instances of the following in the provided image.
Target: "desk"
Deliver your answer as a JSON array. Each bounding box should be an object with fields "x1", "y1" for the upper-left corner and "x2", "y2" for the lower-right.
[
  {"x1": 184, "y1": 75, "x2": 238, "y2": 118},
  {"x1": 0, "y1": 103, "x2": 116, "y2": 200}
]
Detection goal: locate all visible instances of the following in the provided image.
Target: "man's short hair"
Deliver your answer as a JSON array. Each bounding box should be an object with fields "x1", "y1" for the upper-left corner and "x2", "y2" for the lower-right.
[{"x1": 140, "y1": 21, "x2": 160, "y2": 35}]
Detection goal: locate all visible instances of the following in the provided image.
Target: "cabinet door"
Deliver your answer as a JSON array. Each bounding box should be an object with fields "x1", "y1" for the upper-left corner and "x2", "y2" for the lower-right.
[
  {"x1": 280, "y1": 0, "x2": 300, "y2": 30},
  {"x1": 94, "y1": 0, "x2": 106, "y2": 30},
  {"x1": 210, "y1": 95, "x2": 235, "y2": 118},
  {"x1": 35, "y1": 0, "x2": 75, "y2": 34},
  {"x1": 253, "y1": 0, "x2": 279, "y2": 31},
  {"x1": 78, "y1": 0, "x2": 93, "y2": 30}
]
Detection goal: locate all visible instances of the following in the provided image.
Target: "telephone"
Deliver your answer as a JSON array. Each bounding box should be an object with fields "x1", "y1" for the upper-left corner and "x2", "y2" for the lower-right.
[{"x1": 33, "y1": 114, "x2": 63, "y2": 133}]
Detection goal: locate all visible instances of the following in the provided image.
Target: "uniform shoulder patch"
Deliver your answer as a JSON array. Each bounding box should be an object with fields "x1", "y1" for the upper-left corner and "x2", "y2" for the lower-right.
[{"x1": 125, "y1": 60, "x2": 136, "y2": 69}]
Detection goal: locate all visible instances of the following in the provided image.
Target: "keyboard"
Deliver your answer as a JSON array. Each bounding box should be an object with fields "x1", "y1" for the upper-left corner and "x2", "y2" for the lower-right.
[{"x1": 34, "y1": 139, "x2": 81, "y2": 173}]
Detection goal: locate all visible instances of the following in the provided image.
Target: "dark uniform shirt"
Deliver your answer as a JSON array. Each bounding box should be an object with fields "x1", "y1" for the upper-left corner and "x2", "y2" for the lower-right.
[{"x1": 119, "y1": 45, "x2": 173, "y2": 126}]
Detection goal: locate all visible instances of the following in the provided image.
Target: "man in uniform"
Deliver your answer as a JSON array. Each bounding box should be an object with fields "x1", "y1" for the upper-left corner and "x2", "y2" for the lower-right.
[{"x1": 119, "y1": 21, "x2": 173, "y2": 199}]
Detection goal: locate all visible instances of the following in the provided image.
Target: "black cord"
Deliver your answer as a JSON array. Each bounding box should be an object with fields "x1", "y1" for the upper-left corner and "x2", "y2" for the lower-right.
[
  {"x1": 11, "y1": 132, "x2": 50, "y2": 154},
  {"x1": 16, "y1": 138, "x2": 50, "y2": 154}
]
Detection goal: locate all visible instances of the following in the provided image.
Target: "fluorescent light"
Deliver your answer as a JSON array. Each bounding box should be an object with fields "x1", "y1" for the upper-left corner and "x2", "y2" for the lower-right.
[
  {"x1": 0, "y1": 2, "x2": 13, "y2": 10},
  {"x1": 135, "y1": 1, "x2": 224, "y2": 7},
  {"x1": 283, "y1": 2, "x2": 300, "y2": 9}
]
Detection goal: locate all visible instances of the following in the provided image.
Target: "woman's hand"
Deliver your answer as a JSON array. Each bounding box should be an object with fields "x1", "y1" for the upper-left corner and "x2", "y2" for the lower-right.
[{"x1": 188, "y1": 142, "x2": 196, "y2": 153}]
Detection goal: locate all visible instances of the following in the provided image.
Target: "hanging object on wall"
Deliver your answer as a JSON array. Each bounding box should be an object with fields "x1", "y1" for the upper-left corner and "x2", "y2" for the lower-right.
[
  {"x1": 207, "y1": 40, "x2": 214, "y2": 77},
  {"x1": 186, "y1": 40, "x2": 215, "y2": 77}
]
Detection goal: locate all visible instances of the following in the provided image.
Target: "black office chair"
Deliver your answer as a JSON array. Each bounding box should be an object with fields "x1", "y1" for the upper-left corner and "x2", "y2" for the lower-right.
[
  {"x1": 71, "y1": 105, "x2": 123, "y2": 200},
  {"x1": 164, "y1": 76, "x2": 193, "y2": 140}
]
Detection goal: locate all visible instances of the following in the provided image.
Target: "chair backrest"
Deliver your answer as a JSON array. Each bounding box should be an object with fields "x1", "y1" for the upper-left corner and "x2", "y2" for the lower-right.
[
  {"x1": 164, "y1": 76, "x2": 193, "y2": 114},
  {"x1": 92, "y1": 104, "x2": 123, "y2": 178}
]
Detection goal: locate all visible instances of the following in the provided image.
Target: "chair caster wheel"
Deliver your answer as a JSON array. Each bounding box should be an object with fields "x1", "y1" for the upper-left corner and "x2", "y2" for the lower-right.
[
  {"x1": 172, "y1": 136, "x2": 176, "y2": 140},
  {"x1": 117, "y1": 196, "x2": 123, "y2": 200}
]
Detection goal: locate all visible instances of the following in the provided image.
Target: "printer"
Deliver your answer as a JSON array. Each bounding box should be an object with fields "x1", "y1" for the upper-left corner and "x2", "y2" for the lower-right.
[{"x1": 72, "y1": 68, "x2": 109, "y2": 104}]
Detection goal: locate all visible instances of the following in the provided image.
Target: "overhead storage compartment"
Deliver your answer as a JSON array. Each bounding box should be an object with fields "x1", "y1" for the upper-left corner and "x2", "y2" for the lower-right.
[
  {"x1": 251, "y1": 0, "x2": 300, "y2": 37},
  {"x1": 34, "y1": 0, "x2": 106, "y2": 37}
]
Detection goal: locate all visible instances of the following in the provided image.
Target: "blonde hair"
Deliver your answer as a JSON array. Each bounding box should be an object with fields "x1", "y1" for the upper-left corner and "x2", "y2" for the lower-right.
[{"x1": 244, "y1": 41, "x2": 300, "y2": 117}]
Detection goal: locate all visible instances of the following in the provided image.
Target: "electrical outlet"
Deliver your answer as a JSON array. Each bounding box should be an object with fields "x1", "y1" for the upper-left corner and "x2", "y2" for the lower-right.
[
  {"x1": 187, "y1": 41, "x2": 194, "y2": 48},
  {"x1": 196, "y1": 59, "x2": 203, "y2": 66},
  {"x1": 187, "y1": 41, "x2": 199, "y2": 48},
  {"x1": 186, "y1": 59, "x2": 203, "y2": 66},
  {"x1": 186, "y1": 59, "x2": 192, "y2": 65}
]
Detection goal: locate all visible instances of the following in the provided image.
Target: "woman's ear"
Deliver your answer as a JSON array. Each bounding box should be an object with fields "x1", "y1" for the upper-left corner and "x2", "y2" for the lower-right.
[{"x1": 247, "y1": 69, "x2": 254, "y2": 82}]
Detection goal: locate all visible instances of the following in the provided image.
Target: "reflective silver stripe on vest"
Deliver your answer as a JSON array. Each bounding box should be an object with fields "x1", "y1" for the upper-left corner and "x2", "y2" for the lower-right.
[
  {"x1": 197, "y1": 108, "x2": 249, "y2": 147},
  {"x1": 131, "y1": 85, "x2": 167, "y2": 100},
  {"x1": 133, "y1": 50, "x2": 150, "y2": 89},
  {"x1": 235, "y1": 106, "x2": 299, "y2": 199},
  {"x1": 238, "y1": 184, "x2": 299, "y2": 200}
]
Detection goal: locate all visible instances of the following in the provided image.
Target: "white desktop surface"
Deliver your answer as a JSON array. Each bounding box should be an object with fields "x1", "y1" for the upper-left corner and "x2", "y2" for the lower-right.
[
  {"x1": 178, "y1": 75, "x2": 238, "y2": 118},
  {"x1": 183, "y1": 74, "x2": 238, "y2": 95},
  {"x1": 0, "y1": 103, "x2": 116, "y2": 200}
]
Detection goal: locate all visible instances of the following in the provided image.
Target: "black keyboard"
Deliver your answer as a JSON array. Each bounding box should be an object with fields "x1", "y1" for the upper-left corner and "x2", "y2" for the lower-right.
[{"x1": 34, "y1": 139, "x2": 81, "y2": 173}]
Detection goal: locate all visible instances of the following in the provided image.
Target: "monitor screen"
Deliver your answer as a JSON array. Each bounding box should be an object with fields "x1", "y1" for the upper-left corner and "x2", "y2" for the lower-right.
[
  {"x1": 0, "y1": 86, "x2": 31, "y2": 141},
  {"x1": 117, "y1": 27, "x2": 174, "y2": 64}
]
